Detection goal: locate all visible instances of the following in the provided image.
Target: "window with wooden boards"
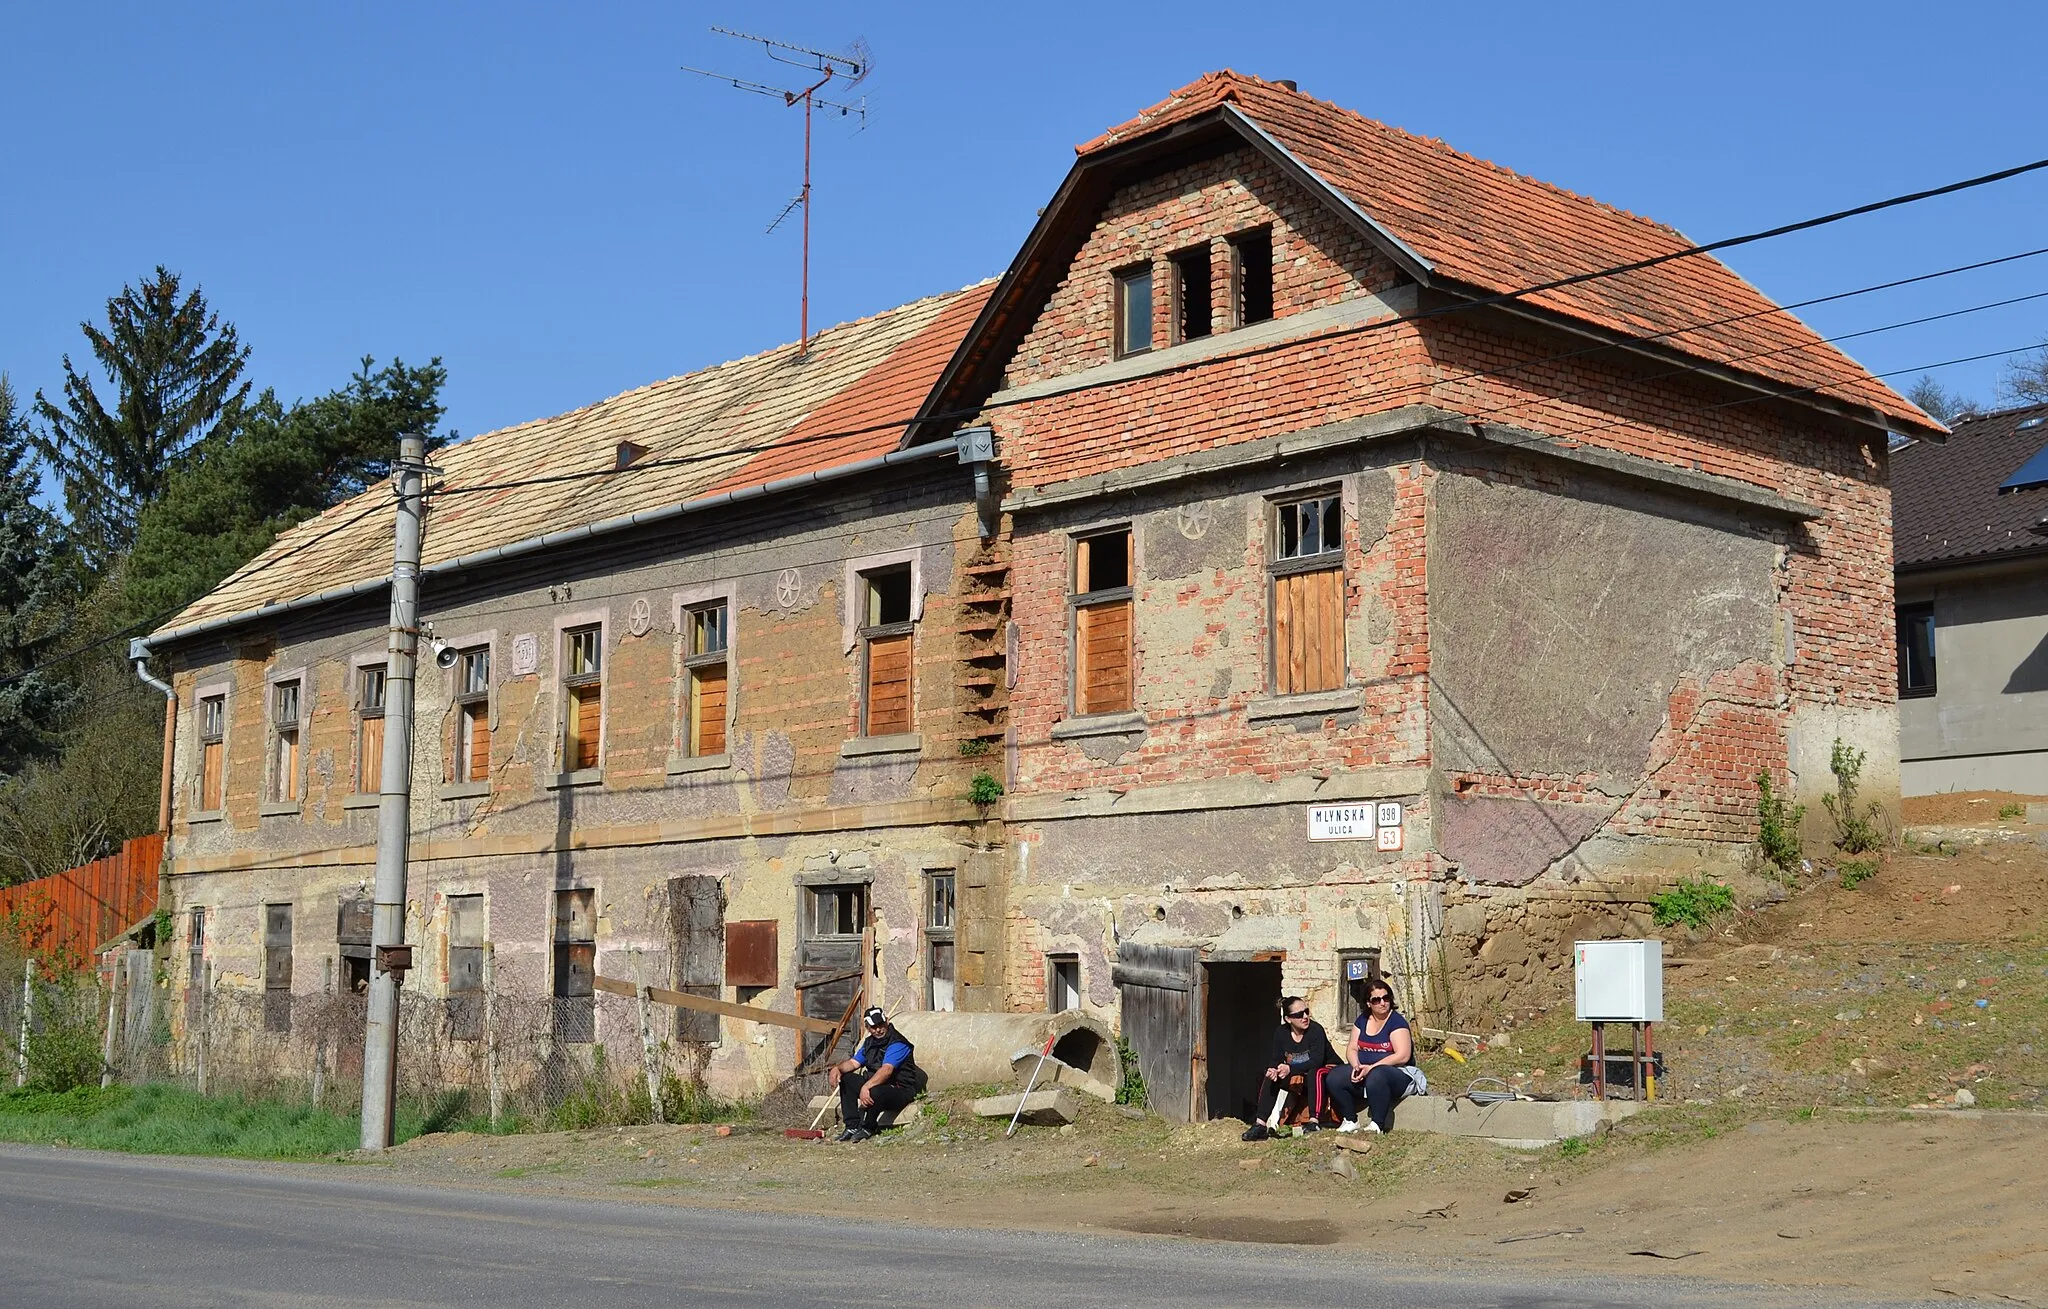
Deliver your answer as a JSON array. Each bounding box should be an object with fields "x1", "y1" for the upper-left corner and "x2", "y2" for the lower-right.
[
  {"x1": 562, "y1": 625, "x2": 603, "y2": 771},
  {"x1": 357, "y1": 666, "x2": 386, "y2": 794},
  {"x1": 1270, "y1": 493, "x2": 1346, "y2": 696},
  {"x1": 270, "y1": 680, "x2": 301, "y2": 804},
  {"x1": 685, "y1": 602, "x2": 729, "y2": 757},
  {"x1": 1072, "y1": 528, "x2": 1133, "y2": 715},
  {"x1": 198, "y1": 695, "x2": 225, "y2": 811},
  {"x1": 859, "y1": 568, "x2": 914, "y2": 736},
  {"x1": 455, "y1": 648, "x2": 491, "y2": 782}
]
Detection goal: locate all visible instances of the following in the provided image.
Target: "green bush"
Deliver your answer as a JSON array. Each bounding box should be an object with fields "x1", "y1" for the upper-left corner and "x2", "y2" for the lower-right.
[
  {"x1": 1837, "y1": 857, "x2": 1878, "y2": 889},
  {"x1": 1650, "y1": 877, "x2": 1736, "y2": 929},
  {"x1": 1754, "y1": 769, "x2": 1805, "y2": 875},
  {"x1": 1821, "y1": 739, "x2": 1884, "y2": 855},
  {"x1": 1999, "y1": 803, "x2": 2025, "y2": 820},
  {"x1": 657, "y1": 1072, "x2": 747, "y2": 1125},
  {"x1": 968, "y1": 771, "x2": 1004, "y2": 806},
  {"x1": 1114, "y1": 1035, "x2": 1148, "y2": 1108},
  {"x1": 22, "y1": 975, "x2": 105, "y2": 1093}
]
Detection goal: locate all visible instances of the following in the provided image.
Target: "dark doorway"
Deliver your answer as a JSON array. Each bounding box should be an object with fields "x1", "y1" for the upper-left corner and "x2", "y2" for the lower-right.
[{"x1": 1202, "y1": 960, "x2": 1283, "y2": 1121}]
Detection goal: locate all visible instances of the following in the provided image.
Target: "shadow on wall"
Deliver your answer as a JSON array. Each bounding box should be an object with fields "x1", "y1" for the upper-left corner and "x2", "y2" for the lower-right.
[{"x1": 2004, "y1": 632, "x2": 2048, "y2": 694}]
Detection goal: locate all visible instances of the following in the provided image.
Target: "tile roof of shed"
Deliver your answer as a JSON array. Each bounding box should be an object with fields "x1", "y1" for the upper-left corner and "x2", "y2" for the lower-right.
[
  {"x1": 158, "y1": 282, "x2": 994, "y2": 637},
  {"x1": 1894, "y1": 402, "x2": 2048, "y2": 569},
  {"x1": 1078, "y1": 72, "x2": 1938, "y2": 435}
]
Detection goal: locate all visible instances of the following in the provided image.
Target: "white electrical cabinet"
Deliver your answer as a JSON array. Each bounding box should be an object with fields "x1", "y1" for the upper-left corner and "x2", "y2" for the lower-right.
[{"x1": 1574, "y1": 939, "x2": 1663, "y2": 1022}]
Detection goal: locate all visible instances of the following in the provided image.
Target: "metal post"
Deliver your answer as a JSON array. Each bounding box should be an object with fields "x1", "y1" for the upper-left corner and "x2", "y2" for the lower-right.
[
  {"x1": 16, "y1": 958, "x2": 33, "y2": 1088},
  {"x1": 360, "y1": 435, "x2": 428, "y2": 1150},
  {"x1": 483, "y1": 943, "x2": 502, "y2": 1127}
]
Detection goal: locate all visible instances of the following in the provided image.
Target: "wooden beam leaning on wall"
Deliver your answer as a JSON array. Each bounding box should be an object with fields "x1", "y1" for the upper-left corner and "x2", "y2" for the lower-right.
[{"x1": 591, "y1": 975, "x2": 838, "y2": 1034}]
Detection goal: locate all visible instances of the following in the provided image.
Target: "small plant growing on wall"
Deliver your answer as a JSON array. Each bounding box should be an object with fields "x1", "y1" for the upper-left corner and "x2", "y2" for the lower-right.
[
  {"x1": 1650, "y1": 877, "x2": 1735, "y2": 930},
  {"x1": 957, "y1": 737, "x2": 992, "y2": 758},
  {"x1": 1754, "y1": 768, "x2": 1805, "y2": 875},
  {"x1": 1114, "y1": 1035, "x2": 1148, "y2": 1107},
  {"x1": 1822, "y1": 739, "x2": 1886, "y2": 855},
  {"x1": 968, "y1": 771, "x2": 1004, "y2": 807}
]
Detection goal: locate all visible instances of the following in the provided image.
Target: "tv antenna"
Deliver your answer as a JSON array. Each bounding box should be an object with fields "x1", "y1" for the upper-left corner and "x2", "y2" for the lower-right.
[{"x1": 683, "y1": 28, "x2": 870, "y2": 357}]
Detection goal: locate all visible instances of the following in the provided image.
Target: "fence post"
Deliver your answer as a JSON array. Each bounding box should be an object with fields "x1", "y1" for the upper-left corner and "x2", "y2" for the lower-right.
[
  {"x1": 636, "y1": 984, "x2": 665, "y2": 1125},
  {"x1": 15, "y1": 958, "x2": 33, "y2": 1088},
  {"x1": 482, "y1": 943, "x2": 502, "y2": 1127},
  {"x1": 100, "y1": 958, "x2": 122, "y2": 1089}
]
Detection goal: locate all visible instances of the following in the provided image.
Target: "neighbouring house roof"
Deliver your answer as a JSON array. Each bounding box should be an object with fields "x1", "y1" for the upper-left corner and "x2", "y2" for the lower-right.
[
  {"x1": 1894, "y1": 401, "x2": 2048, "y2": 570},
  {"x1": 943, "y1": 71, "x2": 1936, "y2": 438},
  {"x1": 153, "y1": 282, "x2": 994, "y2": 640}
]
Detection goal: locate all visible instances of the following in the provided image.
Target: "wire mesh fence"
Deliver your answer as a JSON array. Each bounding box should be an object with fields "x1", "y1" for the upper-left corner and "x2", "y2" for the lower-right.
[{"x1": 4, "y1": 941, "x2": 755, "y2": 1131}]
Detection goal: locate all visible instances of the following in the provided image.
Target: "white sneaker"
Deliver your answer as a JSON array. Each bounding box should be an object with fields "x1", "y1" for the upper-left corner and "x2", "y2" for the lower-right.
[
  {"x1": 1363, "y1": 1121, "x2": 1383, "y2": 1134},
  {"x1": 1336, "y1": 1119, "x2": 1360, "y2": 1133}
]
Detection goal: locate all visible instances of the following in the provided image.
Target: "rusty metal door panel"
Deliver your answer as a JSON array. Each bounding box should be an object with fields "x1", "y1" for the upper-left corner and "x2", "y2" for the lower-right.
[
  {"x1": 1113, "y1": 943, "x2": 1197, "y2": 1123},
  {"x1": 725, "y1": 920, "x2": 778, "y2": 988}
]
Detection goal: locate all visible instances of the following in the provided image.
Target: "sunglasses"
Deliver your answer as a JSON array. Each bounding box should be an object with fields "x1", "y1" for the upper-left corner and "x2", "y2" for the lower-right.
[
  {"x1": 1285, "y1": 1009, "x2": 1310, "y2": 1019},
  {"x1": 1366, "y1": 994, "x2": 1393, "y2": 1005}
]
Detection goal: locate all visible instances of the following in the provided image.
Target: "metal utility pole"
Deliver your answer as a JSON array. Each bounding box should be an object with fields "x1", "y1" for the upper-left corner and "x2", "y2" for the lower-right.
[
  {"x1": 360, "y1": 435, "x2": 427, "y2": 1150},
  {"x1": 682, "y1": 28, "x2": 868, "y2": 357}
]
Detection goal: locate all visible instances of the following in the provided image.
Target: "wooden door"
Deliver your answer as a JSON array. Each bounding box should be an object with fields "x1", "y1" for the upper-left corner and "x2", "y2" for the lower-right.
[
  {"x1": 666, "y1": 875, "x2": 724, "y2": 1043},
  {"x1": 796, "y1": 938, "x2": 862, "y2": 1069},
  {"x1": 1112, "y1": 943, "x2": 1198, "y2": 1122}
]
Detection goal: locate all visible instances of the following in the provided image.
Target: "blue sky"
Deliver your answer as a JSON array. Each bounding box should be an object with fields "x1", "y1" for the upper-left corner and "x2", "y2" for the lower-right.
[{"x1": 4, "y1": 1, "x2": 2045, "y2": 453}]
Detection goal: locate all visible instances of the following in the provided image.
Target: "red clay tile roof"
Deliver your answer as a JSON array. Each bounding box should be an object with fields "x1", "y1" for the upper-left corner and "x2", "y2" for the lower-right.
[
  {"x1": 1894, "y1": 402, "x2": 2048, "y2": 569},
  {"x1": 159, "y1": 283, "x2": 994, "y2": 636},
  {"x1": 1081, "y1": 71, "x2": 1939, "y2": 435}
]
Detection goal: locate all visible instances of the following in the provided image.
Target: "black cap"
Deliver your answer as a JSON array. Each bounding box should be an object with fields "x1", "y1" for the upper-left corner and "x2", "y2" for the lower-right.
[{"x1": 862, "y1": 1006, "x2": 888, "y2": 1028}]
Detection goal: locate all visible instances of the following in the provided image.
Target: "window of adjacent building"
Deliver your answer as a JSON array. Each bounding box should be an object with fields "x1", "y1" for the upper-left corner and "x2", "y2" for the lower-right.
[
  {"x1": 685, "y1": 602, "x2": 729, "y2": 758},
  {"x1": 1172, "y1": 245, "x2": 1213, "y2": 343},
  {"x1": 446, "y1": 893, "x2": 485, "y2": 1040},
  {"x1": 562, "y1": 625, "x2": 603, "y2": 772},
  {"x1": 357, "y1": 666, "x2": 387, "y2": 794},
  {"x1": 456, "y1": 648, "x2": 491, "y2": 783},
  {"x1": 926, "y1": 871, "x2": 956, "y2": 1012},
  {"x1": 1048, "y1": 955, "x2": 1082, "y2": 1013},
  {"x1": 1897, "y1": 604, "x2": 1936, "y2": 698},
  {"x1": 806, "y1": 881, "x2": 868, "y2": 940},
  {"x1": 1072, "y1": 528, "x2": 1133, "y2": 716},
  {"x1": 186, "y1": 905, "x2": 207, "y2": 1024},
  {"x1": 1114, "y1": 264, "x2": 1154, "y2": 358},
  {"x1": 553, "y1": 887, "x2": 596, "y2": 1043},
  {"x1": 337, "y1": 893, "x2": 372, "y2": 995},
  {"x1": 1231, "y1": 229, "x2": 1274, "y2": 327},
  {"x1": 269, "y1": 681, "x2": 301, "y2": 805},
  {"x1": 263, "y1": 903, "x2": 293, "y2": 1033},
  {"x1": 1336, "y1": 949, "x2": 1384, "y2": 1032},
  {"x1": 859, "y1": 568, "x2": 914, "y2": 736},
  {"x1": 1270, "y1": 493, "x2": 1346, "y2": 696},
  {"x1": 198, "y1": 696, "x2": 225, "y2": 811}
]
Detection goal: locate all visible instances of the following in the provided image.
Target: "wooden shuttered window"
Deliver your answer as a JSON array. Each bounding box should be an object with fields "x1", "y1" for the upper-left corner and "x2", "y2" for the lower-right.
[
  {"x1": 858, "y1": 567, "x2": 914, "y2": 737},
  {"x1": 271, "y1": 681, "x2": 301, "y2": 804},
  {"x1": 357, "y1": 667, "x2": 387, "y2": 794},
  {"x1": 1073, "y1": 528, "x2": 1133, "y2": 716},
  {"x1": 456, "y1": 648, "x2": 491, "y2": 783},
  {"x1": 562, "y1": 626, "x2": 602, "y2": 771},
  {"x1": 1271, "y1": 494, "x2": 1346, "y2": 696},
  {"x1": 198, "y1": 696, "x2": 225, "y2": 812},
  {"x1": 685, "y1": 602, "x2": 729, "y2": 757}
]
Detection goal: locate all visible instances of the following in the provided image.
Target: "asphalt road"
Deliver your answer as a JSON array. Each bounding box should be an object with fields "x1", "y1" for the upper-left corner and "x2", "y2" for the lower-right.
[{"x1": 0, "y1": 1146, "x2": 1935, "y2": 1308}]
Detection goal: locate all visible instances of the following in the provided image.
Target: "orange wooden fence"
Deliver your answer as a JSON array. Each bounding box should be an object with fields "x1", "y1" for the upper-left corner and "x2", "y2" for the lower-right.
[{"x1": 0, "y1": 833, "x2": 161, "y2": 970}]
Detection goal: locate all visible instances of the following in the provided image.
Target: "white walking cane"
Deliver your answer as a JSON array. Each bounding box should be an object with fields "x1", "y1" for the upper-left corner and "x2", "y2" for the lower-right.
[{"x1": 1007, "y1": 1032, "x2": 1058, "y2": 1138}]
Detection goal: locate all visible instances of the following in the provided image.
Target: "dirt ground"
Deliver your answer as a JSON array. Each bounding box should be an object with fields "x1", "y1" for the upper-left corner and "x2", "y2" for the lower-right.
[
  {"x1": 1900, "y1": 789, "x2": 2048, "y2": 827},
  {"x1": 354, "y1": 831, "x2": 2048, "y2": 1305}
]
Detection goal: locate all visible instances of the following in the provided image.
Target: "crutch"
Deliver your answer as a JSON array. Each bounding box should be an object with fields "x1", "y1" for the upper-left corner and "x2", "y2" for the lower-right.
[{"x1": 1007, "y1": 1031, "x2": 1059, "y2": 1138}]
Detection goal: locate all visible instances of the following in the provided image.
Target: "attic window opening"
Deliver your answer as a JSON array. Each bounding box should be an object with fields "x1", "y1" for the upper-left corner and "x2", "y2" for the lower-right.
[
  {"x1": 1231, "y1": 229, "x2": 1273, "y2": 327},
  {"x1": 1114, "y1": 264, "x2": 1154, "y2": 359},
  {"x1": 1171, "y1": 246, "x2": 1212, "y2": 343},
  {"x1": 616, "y1": 440, "x2": 650, "y2": 470}
]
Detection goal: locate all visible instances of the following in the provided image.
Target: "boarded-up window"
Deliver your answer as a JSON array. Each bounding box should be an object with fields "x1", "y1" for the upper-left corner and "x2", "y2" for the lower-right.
[
  {"x1": 859, "y1": 568, "x2": 913, "y2": 737},
  {"x1": 667, "y1": 876, "x2": 724, "y2": 1043},
  {"x1": 562, "y1": 626, "x2": 602, "y2": 772},
  {"x1": 456, "y1": 649, "x2": 491, "y2": 783},
  {"x1": 798, "y1": 880, "x2": 867, "y2": 1068},
  {"x1": 1271, "y1": 494, "x2": 1346, "y2": 696},
  {"x1": 358, "y1": 666, "x2": 386, "y2": 794},
  {"x1": 926, "y1": 871, "x2": 956, "y2": 1012},
  {"x1": 264, "y1": 903, "x2": 293, "y2": 1033},
  {"x1": 446, "y1": 894, "x2": 485, "y2": 1039},
  {"x1": 337, "y1": 893, "x2": 372, "y2": 994},
  {"x1": 553, "y1": 887, "x2": 596, "y2": 1043},
  {"x1": 1072, "y1": 528, "x2": 1133, "y2": 716},
  {"x1": 685, "y1": 603, "x2": 729, "y2": 758},
  {"x1": 271, "y1": 681, "x2": 301, "y2": 804},
  {"x1": 198, "y1": 696, "x2": 225, "y2": 811}
]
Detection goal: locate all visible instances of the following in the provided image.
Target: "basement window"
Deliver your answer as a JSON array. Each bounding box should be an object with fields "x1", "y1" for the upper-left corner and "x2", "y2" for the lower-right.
[
  {"x1": 562, "y1": 625, "x2": 603, "y2": 771},
  {"x1": 1231, "y1": 229, "x2": 1273, "y2": 327},
  {"x1": 1071, "y1": 527, "x2": 1133, "y2": 716},
  {"x1": 859, "y1": 568, "x2": 914, "y2": 737},
  {"x1": 553, "y1": 887, "x2": 596, "y2": 1044},
  {"x1": 357, "y1": 666, "x2": 386, "y2": 794},
  {"x1": 1114, "y1": 264, "x2": 1154, "y2": 358},
  {"x1": 1897, "y1": 603, "x2": 1936, "y2": 698},
  {"x1": 685, "y1": 601, "x2": 730, "y2": 758},
  {"x1": 198, "y1": 696, "x2": 225, "y2": 812},
  {"x1": 1270, "y1": 493, "x2": 1346, "y2": 696},
  {"x1": 1172, "y1": 245, "x2": 1213, "y2": 343}
]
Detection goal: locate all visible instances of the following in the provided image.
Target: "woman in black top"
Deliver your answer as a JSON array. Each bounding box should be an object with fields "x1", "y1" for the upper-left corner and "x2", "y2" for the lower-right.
[{"x1": 1241, "y1": 996, "x2": 1335, "y2": 1140}]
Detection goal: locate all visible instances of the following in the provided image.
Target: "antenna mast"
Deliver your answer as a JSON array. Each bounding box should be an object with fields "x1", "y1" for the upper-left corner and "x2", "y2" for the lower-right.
[{"x1": 684, "y1": 28, "x2": 869, "y2": 358}]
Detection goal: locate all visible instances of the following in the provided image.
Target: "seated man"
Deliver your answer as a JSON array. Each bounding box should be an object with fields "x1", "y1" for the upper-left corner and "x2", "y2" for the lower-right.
[{"x1": 827, "y1": 1007, "x2": 926, "y2": 1142}]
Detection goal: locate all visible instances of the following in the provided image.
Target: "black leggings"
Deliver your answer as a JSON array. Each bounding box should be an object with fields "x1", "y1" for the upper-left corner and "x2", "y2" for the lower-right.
[
  {"x1": 1321, "y1": 1064, "x2": 1412, "y2": 1131},
  {"x1": 838, "y1": 1073, "x2": 917, "y2": 1131}
]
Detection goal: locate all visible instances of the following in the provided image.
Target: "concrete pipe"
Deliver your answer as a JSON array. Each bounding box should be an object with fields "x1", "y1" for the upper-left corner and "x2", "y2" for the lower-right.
[{"x1": 889, "y1": 1011, "x2": 1119, "y2": 1101}]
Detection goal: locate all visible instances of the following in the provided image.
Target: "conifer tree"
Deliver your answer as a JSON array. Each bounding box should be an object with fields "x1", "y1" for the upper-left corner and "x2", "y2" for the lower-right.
[{"x1": 0, "y1": 374, "x2": 80, "y2": 779}]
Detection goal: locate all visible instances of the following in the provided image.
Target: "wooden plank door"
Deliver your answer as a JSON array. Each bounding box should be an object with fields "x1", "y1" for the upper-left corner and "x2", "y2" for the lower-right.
[
  {"x1": 666, "y1": 875, "x2": 725, "y2": 1043},
  {"x1": 1112, "y1": 943, "x2": 1198, "y2": 1122}
]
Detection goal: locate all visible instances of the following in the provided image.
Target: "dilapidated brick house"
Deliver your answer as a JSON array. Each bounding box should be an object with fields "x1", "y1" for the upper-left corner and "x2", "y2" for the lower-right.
[{"x1": 139, "y1": 72, "x2": 1938, "y2": 1118}]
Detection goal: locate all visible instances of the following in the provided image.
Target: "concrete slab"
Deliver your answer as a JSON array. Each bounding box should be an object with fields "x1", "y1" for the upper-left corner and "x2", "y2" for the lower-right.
[
  {"x1": 1389, "y1": 1094, "x2": 1640, "y2": 1146},
  {"x1": 971, "y1": 1088, "x2": 1081, "y2": 1126},
  {"x1": 1006, "y1": 1052, "x2": 1116, "y2": 1103}
]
